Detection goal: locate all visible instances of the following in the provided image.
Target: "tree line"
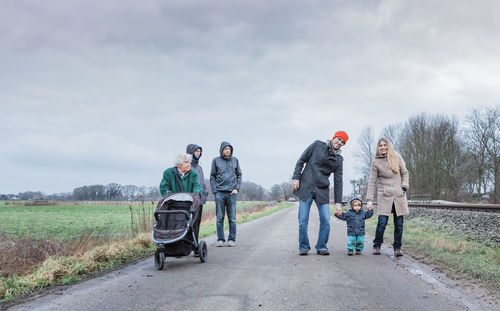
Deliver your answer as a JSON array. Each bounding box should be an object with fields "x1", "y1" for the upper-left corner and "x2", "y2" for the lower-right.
[
  {"x1": 352, "y1": 105, "x2": 499, "y2": 203},
  {"x1": 1, "y1": 180, "x2": 272, "y2": 202}
]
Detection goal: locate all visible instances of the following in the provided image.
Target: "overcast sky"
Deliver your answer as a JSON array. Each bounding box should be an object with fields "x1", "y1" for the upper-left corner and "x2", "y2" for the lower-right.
[{"x1": 1, "y1": 0, "x2": 499, "y2": 195}]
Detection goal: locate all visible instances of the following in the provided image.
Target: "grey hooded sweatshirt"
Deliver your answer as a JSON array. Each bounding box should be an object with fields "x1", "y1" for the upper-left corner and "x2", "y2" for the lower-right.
[
  {"x1": 210, "y1": 141, "x2": 242, "y2": 193},
  {"x1": 186, "y1": 143, "x2": 208, "y2": 205}
]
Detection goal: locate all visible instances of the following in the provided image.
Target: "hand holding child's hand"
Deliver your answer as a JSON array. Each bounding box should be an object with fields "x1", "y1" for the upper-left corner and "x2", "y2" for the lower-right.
[
  {"x1": 334, "y1": 207, "x2": 342, "y2": 216},
  {"x1": 367, "y1": 200, "x2": 374, "y2": 210}
]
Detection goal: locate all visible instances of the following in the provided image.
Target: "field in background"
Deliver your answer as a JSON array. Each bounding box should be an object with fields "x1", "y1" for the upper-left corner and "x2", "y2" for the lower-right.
[{"x1": 0, "y1": 200, "x2": 273, "y2": 239}]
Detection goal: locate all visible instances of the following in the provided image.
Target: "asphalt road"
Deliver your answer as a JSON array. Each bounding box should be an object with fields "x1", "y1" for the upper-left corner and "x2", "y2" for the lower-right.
[{"x1": 8, "y1": 204, "x2": 490, "y2": 311}]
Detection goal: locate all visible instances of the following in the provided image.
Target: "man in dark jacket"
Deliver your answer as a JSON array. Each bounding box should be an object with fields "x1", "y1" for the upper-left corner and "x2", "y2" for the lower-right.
[
  {"x1": 292, "y1": 130, "x2": 348, "y2": 255},
  {"x1": 210, "y1": 141, "x2": 242, "y2": 247},
  {"x1": 186, "y1": 144, "x2": 209, "y2": 256}
]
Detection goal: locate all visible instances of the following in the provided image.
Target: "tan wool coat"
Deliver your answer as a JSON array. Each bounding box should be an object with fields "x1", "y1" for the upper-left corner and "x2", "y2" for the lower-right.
[{"x1": 366, "y1": 154, "x2": 410, "y2": 217}]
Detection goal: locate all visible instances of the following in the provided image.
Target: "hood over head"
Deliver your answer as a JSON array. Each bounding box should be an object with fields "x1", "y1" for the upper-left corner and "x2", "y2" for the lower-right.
[
  {"x1": 186, "y1": 144, "x2": 202, "y2": 166},
  {"x1": 219, "y1": 141, "x2": 233, "y2": 158},
  {"x1": 349, "y1": 196, "x2": 363, "y2": 208},
  {"x1": 186, "y1": 144, "x2": 202, "y2": 157}
]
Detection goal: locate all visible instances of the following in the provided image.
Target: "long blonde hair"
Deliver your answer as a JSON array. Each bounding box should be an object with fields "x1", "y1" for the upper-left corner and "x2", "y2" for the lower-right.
[{"x1": 376, "y1": 138, "x2": 400, "y2": 174}]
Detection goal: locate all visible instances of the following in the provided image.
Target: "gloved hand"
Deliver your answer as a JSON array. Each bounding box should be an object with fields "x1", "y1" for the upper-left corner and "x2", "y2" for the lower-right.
[{"x1": 402, "y1": 186, "x2": 408, "y2": 194}]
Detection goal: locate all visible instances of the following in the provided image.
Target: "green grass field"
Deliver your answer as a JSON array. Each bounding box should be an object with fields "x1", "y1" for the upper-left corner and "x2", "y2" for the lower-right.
[
  {"x1": 0, "y1": 202, "x2": 154, "y2": 239},
  {"x1": 0, "y1": 201, "x2": 274, "y2": 240}
]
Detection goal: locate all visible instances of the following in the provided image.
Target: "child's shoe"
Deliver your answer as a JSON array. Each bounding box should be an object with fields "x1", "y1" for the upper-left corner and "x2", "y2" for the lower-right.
[
  {"x1": 347, "y1": 250, "x2": 353, "y2": 256},
  {"x1": 372, "y1": 247, "x2": 381, "y2": 255},
  {"x1": 355, "y1": 249, "x2": 361, "y2": 255},
  {"x1": 394, "y1": 249, "x2": 403, "y2": 257}
]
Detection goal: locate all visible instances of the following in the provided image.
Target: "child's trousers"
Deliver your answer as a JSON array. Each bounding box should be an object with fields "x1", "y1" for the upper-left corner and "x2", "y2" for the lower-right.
[{"x1": 347, "y1": 235, "x2": 365, "y2": 250}]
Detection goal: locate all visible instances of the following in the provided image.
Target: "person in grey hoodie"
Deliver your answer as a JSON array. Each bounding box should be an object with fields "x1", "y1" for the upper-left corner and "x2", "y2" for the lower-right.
[
  {"x1": 210, "y1": 141, "x2": 242, "y2": 247},
  {"x1": 186, "y1": 144, "x2": 209, "y2": 256}
]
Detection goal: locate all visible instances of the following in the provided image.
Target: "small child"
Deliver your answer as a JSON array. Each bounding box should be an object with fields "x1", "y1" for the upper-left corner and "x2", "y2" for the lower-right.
[{"x1": 334, "y1": 196, "x2": 374, "y2": 255}]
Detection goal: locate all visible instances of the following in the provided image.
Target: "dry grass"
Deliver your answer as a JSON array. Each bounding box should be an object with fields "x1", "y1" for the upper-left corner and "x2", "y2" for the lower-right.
[
  {"x1": 0, "y1": 279, "x2": 5, "y2": 299},
  {"x1": 129, "y1": 203, "x2": 154, "y2": 236},
  {"x1": 0, "y1": 233, "x2": 154, "y2": 301},
  {"x1": 0, "y1": 237, "x2": 63, "y2": 277},
  {"x1": 0, "y1": 228, "x2": 121, "y2": 278},
  {"x1": 430, "y1": 237, "x2": 469, "y2": 252}
]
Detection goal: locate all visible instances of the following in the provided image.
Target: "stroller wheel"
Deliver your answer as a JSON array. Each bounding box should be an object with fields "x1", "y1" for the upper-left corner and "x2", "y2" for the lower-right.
[
  {"x1": 154, "y1": 250, "x2": 165, "y2": 270},
  {"x1": 198, "y1": 240, "x2": 207, "y2": 263}
]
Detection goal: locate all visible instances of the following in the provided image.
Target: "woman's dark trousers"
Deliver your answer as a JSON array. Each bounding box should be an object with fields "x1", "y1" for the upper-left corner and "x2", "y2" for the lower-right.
[{"x1": 373, "y1": 203, "x2": 404, "y2": 250}]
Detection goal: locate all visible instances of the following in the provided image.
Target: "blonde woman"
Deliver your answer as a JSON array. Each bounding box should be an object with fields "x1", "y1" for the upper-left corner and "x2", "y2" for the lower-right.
[{"x1": 366, "y1": 138, "x2": 409, "y2": 256}]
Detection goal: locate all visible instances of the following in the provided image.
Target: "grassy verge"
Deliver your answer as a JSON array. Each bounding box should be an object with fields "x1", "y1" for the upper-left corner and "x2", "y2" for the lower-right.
[
  {"x1": 0, "y1": 201, "x2": 293, "y2": 302},
  {"x1": 362, "y1": 213, "x2": 500, "y2": 296}
]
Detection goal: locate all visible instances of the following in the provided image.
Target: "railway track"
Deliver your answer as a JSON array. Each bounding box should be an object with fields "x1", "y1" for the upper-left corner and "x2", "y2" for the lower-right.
[
  {"x1": 408, "y1": 202, "x2": 500, "y2": 213},
  {"x1": 358, "y1": 201, "x2": 500, "y2": 212}
]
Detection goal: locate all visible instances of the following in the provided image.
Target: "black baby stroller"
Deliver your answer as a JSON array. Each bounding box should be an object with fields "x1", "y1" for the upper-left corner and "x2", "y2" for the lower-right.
[{"x1": 152, "y1": 192, "x2": 207, "y2": 270}]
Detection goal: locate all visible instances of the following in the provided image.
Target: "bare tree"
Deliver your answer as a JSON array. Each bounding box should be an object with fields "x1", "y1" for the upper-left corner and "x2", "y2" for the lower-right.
[
  {"x1": 399, "y1": 113, "x2": 462, "y2": 200},
  {"x1": 281, "y1": 181, "x2": 294, "y2": 201},
  {"x1": 269, "y1": 184, "x2": 283, "y2": 201},
  {"x1": 122, "y1": 185, "x2": 138, "y2": 200},
  {"x1": 350, "y1": 176, "x2": 368, "y2": 198},
  {"x1": 106, "y1": 183, "x2": 122, "y2": 200},
  {"x1": 382, "y1": 124, "x2": 402, "y2": 150},
  {"x1": 463, "y1": 105, "x2": 500, "y2": 202},
  {"x1": 463, "y1": 107, "x2": 492, "y2": 195},
  {"x1": 354, "y1": 127, "x2": 375, "y2": 180}
]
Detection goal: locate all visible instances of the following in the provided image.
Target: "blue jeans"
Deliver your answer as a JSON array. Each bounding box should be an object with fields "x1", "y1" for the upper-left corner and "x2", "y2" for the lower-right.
[
  {"x1": 347, "y1": 235, "x2": 365, "y2": 250},
  {"x1": 298, "y1": 192, "x2": 330, "y2": 251},
  {"x1": 373, "y1": 204, "x2": 404, "y2": 249},
  {"x1": 215, "y1": 191, "x2": 237, "y2": 241}
]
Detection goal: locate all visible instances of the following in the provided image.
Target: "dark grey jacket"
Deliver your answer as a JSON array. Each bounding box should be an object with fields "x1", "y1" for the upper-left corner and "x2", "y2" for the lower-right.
[
  {"x1": 186, "y1": 144, "x2": 208, "y2": 205},
  {"x1": 292, "y1": 140, "x2": 343, "y2": 204},
  {"x1": 334, "y1": 208, "x2": 374, "y2": 236},
  {"x1": 210, "y1": 141, "x2": 242, "y2": 193}
]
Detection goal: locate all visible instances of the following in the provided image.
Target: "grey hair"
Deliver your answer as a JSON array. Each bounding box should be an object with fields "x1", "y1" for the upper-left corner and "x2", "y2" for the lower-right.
[{"x1": 173, "y1": 153, "x2": 192, "y2": 166}]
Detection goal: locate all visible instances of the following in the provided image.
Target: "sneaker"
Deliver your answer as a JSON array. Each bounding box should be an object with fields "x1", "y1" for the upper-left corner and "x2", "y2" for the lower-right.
[
  {"x1": 317, "y1": 249, "x2": 330, "y2": 256},
  {"x1": 355, "y1": 249, "x2": 362, "y2": 255},
  {"x1": 347, "y1": 250, "x2": 353, "y2": 256},
  {"x1": 216, "y1": 240, "x2": 225, "y2": 247},
  {"x1": 394, "y1": 249, "x2": 403, "y2": 257},
  {"x1": 227, "y1": 240, "x2": 236, "y2": 247},
  {"x1": 372, "y1": 247, "x2": 381, "y2": 255},
  {"x1": 299, "y1": 249, "x2": 308, "y2": 256}
]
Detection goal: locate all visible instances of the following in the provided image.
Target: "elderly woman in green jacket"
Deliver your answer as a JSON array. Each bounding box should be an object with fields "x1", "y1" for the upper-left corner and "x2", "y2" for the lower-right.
[{"x1": 159, "y1": 153, "x2": 202, "y2": 196}]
